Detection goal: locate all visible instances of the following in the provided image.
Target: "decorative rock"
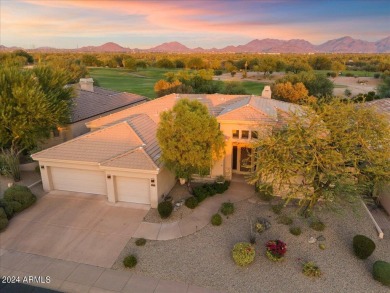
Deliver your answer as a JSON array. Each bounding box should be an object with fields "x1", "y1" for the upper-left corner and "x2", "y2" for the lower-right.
[
  {"x1": 308, "y1": 237, "x2": 317, "y2": 244},
  {"x1": 317, "y1": 235, "x2": 326, "y2": 242}
]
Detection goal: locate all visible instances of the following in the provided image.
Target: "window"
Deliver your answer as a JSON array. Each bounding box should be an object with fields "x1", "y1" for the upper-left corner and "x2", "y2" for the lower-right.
[
  {"x1": 241, "y1": 130, "x2": 249, "y2": 139},
  {"x1": 232, "y1": 130, "x2": 239, "y2": 138},
  {"x1": 251, "y1": 131, "x2": 258, "y2": 139}
]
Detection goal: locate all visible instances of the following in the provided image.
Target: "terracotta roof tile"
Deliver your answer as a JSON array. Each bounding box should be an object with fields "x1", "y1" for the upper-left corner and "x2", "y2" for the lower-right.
[{"x1": 101, "y1": 148, "x2": 157, "y2": 170}]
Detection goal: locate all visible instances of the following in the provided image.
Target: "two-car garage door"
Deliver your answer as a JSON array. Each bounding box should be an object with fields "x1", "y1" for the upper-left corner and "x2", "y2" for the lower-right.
[
  {"x1": 50, "y1": 167, "x2": 107, "y2": 195},
  {"x1": 49, "y1": 167, "x2": 150, "y2": 204}
]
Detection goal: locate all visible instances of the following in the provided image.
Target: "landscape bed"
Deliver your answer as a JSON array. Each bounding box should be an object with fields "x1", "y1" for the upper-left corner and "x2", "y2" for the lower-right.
[{"x1": 113, "y1": 198, "x2": 389, "y2": 293}]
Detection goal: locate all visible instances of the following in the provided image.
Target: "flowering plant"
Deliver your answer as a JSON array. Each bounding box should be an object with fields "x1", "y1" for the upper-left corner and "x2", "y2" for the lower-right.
[{"x1": 265, "y1": 240, "x2": 287, "y2": 261}]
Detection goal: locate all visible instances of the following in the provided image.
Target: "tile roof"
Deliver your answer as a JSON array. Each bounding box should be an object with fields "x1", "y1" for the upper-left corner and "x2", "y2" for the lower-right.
[
  {"x1": 35, "y1": 94, "x2": 303, "y2": 171},
  {"x1": 101, "y1": 148, "x2": 158, "y2": 171},
  {"x1": 365, "y1": 98, "x2": 390, "y2": 120},
  {"x1": 70, "y1": 86, "x2": 147, "y2": 123},
  {"x1": 32, "y1": 122, "x2": 144, "y2": 163}
]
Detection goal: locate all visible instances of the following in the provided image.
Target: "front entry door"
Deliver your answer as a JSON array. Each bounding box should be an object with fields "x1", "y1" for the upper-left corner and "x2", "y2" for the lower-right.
[
  {"x1": 240, "y1": 147, "x2": 252, "y2": 172},
  {"x1": 232, "y1": 146, "x2": 252, "y2": 173}
]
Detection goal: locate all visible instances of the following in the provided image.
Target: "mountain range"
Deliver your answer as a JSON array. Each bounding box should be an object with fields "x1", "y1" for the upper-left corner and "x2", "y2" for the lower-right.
[{"x1": 2, "y1": 36, "x2": 390, "y2": 53}]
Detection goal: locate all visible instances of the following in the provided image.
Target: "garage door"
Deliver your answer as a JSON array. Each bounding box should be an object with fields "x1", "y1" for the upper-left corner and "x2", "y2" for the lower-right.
[
  {"x1": 115, "y1": 177, "x2": 150, "y2": 204},
  {"x1": 50, "y1": 167, "x2": 107, "y2": 195}
]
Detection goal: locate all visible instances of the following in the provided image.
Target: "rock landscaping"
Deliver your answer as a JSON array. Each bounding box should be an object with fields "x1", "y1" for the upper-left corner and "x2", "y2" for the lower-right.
[{"x1": 114, "y1": 195, "x2": 390, "y2": 293}]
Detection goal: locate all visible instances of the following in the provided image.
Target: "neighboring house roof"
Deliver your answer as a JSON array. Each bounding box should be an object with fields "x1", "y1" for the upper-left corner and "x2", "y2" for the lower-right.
[
  {"x1": 34, "y1": 94, "x2": 302, "y2": 171},
  {"x1": 365, "y1": 98, "x2": 390, "y2": 120},
  {"x1": 70, "y1": 85, "x2": 147, "y2": 123}
]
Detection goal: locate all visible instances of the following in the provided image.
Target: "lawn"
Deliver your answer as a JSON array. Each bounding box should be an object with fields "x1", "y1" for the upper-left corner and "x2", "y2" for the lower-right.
[
  {"x1": 314, "y1": 69, "x2": 380, "y2": 77},
  {"x1": 88, "y1": 67, "x2": 265, "y2": 99}
]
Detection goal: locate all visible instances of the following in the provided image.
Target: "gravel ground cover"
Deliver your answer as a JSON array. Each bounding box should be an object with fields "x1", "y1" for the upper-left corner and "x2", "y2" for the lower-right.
[{"x1": 114, "y1": 197, "x2": 389, "y2": 293}]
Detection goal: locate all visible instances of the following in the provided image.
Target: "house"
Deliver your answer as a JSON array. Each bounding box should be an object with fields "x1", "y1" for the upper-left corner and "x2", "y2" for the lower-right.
[
  {"x1": 365, "y1": 98, "x2": 390, "y2": 214},
  {"x1": 42, "y1": 78, "x2": 147, "y2": 148},
  {"x1": 32, "y1": 86, "x2": 301, "y2": 208}
]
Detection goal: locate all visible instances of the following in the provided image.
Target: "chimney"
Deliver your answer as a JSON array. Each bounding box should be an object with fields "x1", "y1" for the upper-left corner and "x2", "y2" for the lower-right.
[
  {"x1": 79, "y1": 78, "x2": 94, "y2": 92},
  {"x1": 261, "y1": 85, "x2": 271, "y2": 99}
]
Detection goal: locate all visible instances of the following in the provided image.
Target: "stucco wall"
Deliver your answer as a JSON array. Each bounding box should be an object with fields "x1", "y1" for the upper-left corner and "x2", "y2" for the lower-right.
[{"x1": 156, "y1": 167, "x2": 176, "y2": 203}]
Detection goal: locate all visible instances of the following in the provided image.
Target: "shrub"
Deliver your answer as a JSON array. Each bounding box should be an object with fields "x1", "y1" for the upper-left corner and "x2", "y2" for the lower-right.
[
  {"x1": 289, "y1": 227, "x2": 302, "y2": 236},
  {"x1": 220, "y1": 202, "x2": 234, "y2": 216},
  {"x1": 193, "y1": 186, "x2": 209, "y2": 203},
  {"x1": 0, "y1": 208, "x2": 9, "y2": 231},
  {"x1": 266, "y1": 240, "x2": 287, "y2": 261},
  {"x1": 185, "y1": 197, "x2": 198, "y2": 209},
  {"x1": 157, "y1": 201, "x2": 173, "y2": 219},
  {"x1": 302, "y1": 261, "x2": 321, "y2": 277},
  {"x1": 327, "y1": 71, "x2": 337, "y2": 78},
  {"x1": 232, "y1": 242, "x2": 255, "y2": 266},
  {"x1": 214, "y1": 69, "x2": 223, "y2": 76},
  {"x1": 135, "y1": 238, "x2": 146, "y2": 246},
  {"x1": 373, "y1": 261, "x2": 390, "y2": 286},
  {"x1": 277, "y1": 215, "x2": 293, "y2": 225},
  {"x1": 256, "y1": 183, "x2": 273, "y2": 201},
  {"x1": 271, "y1": 203, "x2": 283, "y2": 215},
  {"x1": 211, "y1": 213, "x2": 222, "y2": 226},
  {"x1": 213, "y1": 181, "x2": 229, "y2": 194},
  {"x1": 309, "y1": 220, "x2": 325, "y2": 231},
  {"x1": 353, "y1": 235, "x2": 376, "y2": 259},
  {"x1": 3, "y1": 185, "x2": 36, "y2": 211},
  {"x1": 374, "y1": 73, "x2": 381, "y2": 79},
  {"x1": 204, "y1": 184, "x2": 217, "y2": 196},
  {"x1": 123, "y1": 255, "x2": 137, "y2": 268},
  {"x1": 345, "y1": 72, "x2": 355, "y2": 77}
]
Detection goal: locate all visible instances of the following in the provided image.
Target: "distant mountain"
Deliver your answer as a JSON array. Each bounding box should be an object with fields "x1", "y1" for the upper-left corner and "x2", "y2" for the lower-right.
[
  {"x1": 376, "y1": 36, "x2": 390, "y2": 53},
  {"x1": 78, "y1": 42, "x2": 129, "y2": 52},
  {"x1": 148, "y1": 41, "x2": 191, "y2": 52},
  {"x1": 3, "y1": 36, "x2": 390, "y2": 53},
  {"x1": 317, "y1": 36, "x2": 377, "y2": 53}
]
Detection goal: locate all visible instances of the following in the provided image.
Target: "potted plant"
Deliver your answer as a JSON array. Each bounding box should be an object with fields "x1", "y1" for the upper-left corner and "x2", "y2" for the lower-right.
[{"x1": 265, "y1": 240, "x2": 287, "y2": 261}]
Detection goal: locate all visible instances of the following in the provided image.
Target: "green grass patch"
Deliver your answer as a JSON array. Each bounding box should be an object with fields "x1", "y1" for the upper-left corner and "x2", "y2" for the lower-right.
[
  {"x1": 314, "y1": 70, "x2": 380, "y2": 77},
  {"x1": 239, "y1": 81, "x2": 265, "y2": 95}
]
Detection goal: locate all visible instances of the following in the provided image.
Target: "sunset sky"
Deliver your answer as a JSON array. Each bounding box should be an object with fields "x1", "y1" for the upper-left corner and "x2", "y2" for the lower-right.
[{"x1": 1, "y1": 0, "x2": 389, "y2": 49}]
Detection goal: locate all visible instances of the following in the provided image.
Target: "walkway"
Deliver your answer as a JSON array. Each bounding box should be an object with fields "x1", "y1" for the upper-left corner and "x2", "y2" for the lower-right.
[{"x1": 133, "y1": 177, "x2": 256, "y2": 240}]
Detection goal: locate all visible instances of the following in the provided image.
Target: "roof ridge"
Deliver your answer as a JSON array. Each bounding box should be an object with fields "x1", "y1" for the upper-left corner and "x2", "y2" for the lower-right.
[{"x1": 100, "y1": 146, "x2": 158, "y2": 169}]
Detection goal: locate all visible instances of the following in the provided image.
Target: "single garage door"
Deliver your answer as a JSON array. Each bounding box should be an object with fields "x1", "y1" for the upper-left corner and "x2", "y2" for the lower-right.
[
  {"x1": 50, "y1": 167, "x2": 107, "y2": 195},
  {"x1": 115, "y1": 177, "x2": 150, "y2": 204}
]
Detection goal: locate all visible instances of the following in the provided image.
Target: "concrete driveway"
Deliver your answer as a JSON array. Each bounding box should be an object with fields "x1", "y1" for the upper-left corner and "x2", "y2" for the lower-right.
[{"x1": 0, "y1": 191, "x2": 149, "y2": 268}]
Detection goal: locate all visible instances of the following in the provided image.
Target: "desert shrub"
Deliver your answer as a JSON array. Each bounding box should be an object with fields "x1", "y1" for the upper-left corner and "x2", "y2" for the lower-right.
[
  {"x1": 204, "y1": 184, "x2": 217, "y2": 196},
  {"x1": 271, "y1": 203, "x2": 283, "y2": 215},
  {"x1": 157, "y1": 201, "x2": 173, "y2": 219},
  {"x1": 0, "y1": 199, "x2": 14, "y2": 219},
  {"x1": 135, "y1": 238, "x2": 146, "y2": 246},
  {"x1": 214, "y1": 69, "x2": 223, "y2": 76},
  {"x1": 211, "y1": 213, "x2": 222, "y2": 226},
  {"x1": 213, "y1": 181, "x2": 229, "y2": 194},
  {"x1": 0, "y1": 208, "x2": 9, "y2": 231},
  {"x1": 277, "y1": 215, "x2": 293, "y2": 225},
  {"x1": 123, "y1": 255, "x2": 137, "y2": 268},
  {"x1": 232, "y1": 242, "x2": 255, "y2": 266},
  {"x1": 374, "y1": 73, "x2": 381, "y2": 79},
  {"x1": 3, "y1": 185, "x2": 36, "y2": 210},
  {"x1": 266, "y1": 240, "x2": 287, "y2": 261},
  {"x1": 256, "y1": 183, "x2": 273, "y2": 201},
  {"x1": 353, "y1": 235, "x2": 376, "y2": 259},
  {"x1": 373, "y1": 261, "x2": 390, "y2": 286},
  {"x1": 193, "y1": 186, "x2": 209, "y2": 202},
  {"x1": 327, "y1": 71, "x2": 337, "y2": 78},
  {"x1": 302, "y1": 261, "x2": 321, "y2": 277},
  {"x1": 289, "y1": 227, "x2": 302, "y2": 236},
  {"x1": 345, "y1": 72, "x2": 355, "y2": 77},
  {"x1": 309, "y1": 220, "x2": 325, "y2": 231},
  {"x1": 185, "y1": 197, "x2": 198, "y2": 209},
  {"x1": 220, "y1": 202, "x2": 234, "y2": 216}
]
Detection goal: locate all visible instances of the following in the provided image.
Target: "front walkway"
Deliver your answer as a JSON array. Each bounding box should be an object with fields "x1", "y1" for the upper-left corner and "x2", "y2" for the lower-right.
[{"x1": 133, "y1": 178, "x2": 256, "y2": 240}]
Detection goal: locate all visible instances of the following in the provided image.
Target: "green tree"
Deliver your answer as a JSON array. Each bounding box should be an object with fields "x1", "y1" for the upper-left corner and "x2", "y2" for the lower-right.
[
  {"x1": 309, "y1": 56, "x2": 332, "y2": 70},
  {"x1": 258, "y1": 57, "x2": 277, "y2": 77},
  {"x1": 156, "y1": 58, "x2": 175, "y2": 68},
  {"x1": 14, "y1": 50, "x2": 34, "y2": 64},
  {"x1": 157, "y1": 99, "x2": 225, "y2": 180},
  {"x1": 378, "y1": 76, "x2": 390, "y2": 98},
  {"x1": 0, "y1": 65, "x2": 73, "y2": 152},
  {"x1": 285, "y1": 59, "x2": 312, "y2": 74},
  {"x1": 248, "y1": 99, "x2": 390, "y2": 214}
]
